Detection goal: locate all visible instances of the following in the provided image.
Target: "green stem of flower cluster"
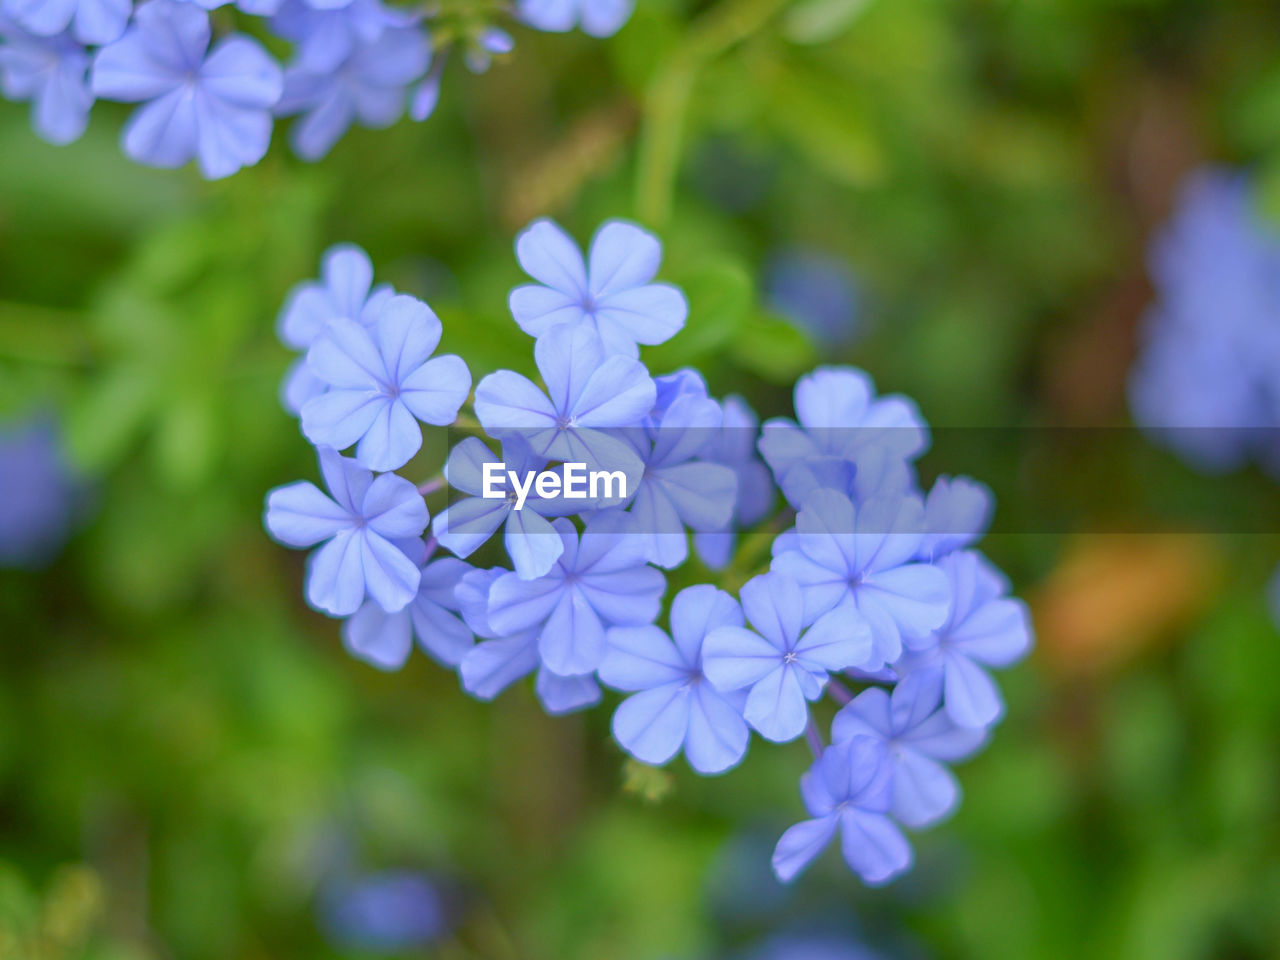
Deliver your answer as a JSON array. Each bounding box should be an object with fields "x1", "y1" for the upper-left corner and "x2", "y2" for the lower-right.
[{"x1": 635, "y1": 0, "x2": 793, "y2": 226}]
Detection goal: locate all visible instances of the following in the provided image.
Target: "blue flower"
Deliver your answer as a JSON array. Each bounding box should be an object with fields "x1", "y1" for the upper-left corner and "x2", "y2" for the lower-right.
[
  {"x1": 431, "y1": 437, "x2": 571, "y2": 580},
  {"x1": 270, "y1": 0, "x2": 411, "y2": 73},
  {"x1": 3, "y1": 0, "x2": 129, "y2": 44},
  {"x1": 264, "y1": 446, "x2": 429, "y2": 616},
  {"x1": 771, "y1": 735, "x2": 911, "y2": 885},
  {"x1": 893, "y1": 550, "x2": 1032, "y2": 729},
  {"x1": 275, "y1": 22, "x2": 428, "y2": 160},
  {"x1": 1129, "y1": 169, "x2": 1280, "y2": 472},
  {"x1": 916, "y1": 474, "x2": 992, "y2": 562},
  {"x1": 91, "y1": 0, "x2": 283, "y2": 178},
  {"x1": 517, "y1": 0, "x2": 634, "y2": 37},
  {"x1": 758, "y1": 366, "x2": 927, "y2": 509},
  {"x1": 342, "y1": 547, "x2": 474, "y2": 670},
  {"x1": 702, "y1": 573, "x2": 871, "y2": 743},
  {"x1": 599, "y1": 585, "x2": 751, "y2": 774},
  {"x1": 832, "y1": 685, "x2": 986, "y2": 828},
  {"x1": 693, "y1": 394, "x2": 775, "y2": 569},
  {"x1": 0, "y1": 415, "x2": 82, "y2": 569},
  {"x1": 319, "y1": 870, "x2": 449, "y2": 953},
  {"x1": 771, "y1": 488, "x2": 951, "y2": 670},
  {"x1": 0, "y1": 19, "x2": 93, "y2": 144},
  {"x1": 300, "y1": 293, "x2": 471, "y2": 472},
  {"x1": 622, "y1": 370, "x2": 737, "y2": 568},
  {"x1": 462, "y1": 26, "x2": 512, "y2": 74},
  {"x1": 474, "y1": 323, "x2": 655, "y2": 484},
  {"x1": 485, "y1": 515, "x2": 664, "y2": 676},
  {"x1": 455, "y1": 566, "x2": 602, "y2": 714},
  {"x1": 508, "y1": 218, "x2": 687, "y2": 357},
  {"x1": 764, "y1": 248, "x2": 861, "y2": 346},
  {"x1": 277, "y1": 243, "x2": 394, "y2": 414}
]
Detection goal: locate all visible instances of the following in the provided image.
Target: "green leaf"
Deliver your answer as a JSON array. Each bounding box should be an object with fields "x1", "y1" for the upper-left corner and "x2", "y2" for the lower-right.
[
  {"x1": 763, "y1": 64, "x2": 884, "y2": 185},
  {"x1": 783, "y1": 0, "x2": 873, "y2": 44},
  {"x1": 730, "y1": 310, "x2": 816, "y2": 382},
  {"x1": 645, "y1": 259, "x2": 753, "y2": 369}
]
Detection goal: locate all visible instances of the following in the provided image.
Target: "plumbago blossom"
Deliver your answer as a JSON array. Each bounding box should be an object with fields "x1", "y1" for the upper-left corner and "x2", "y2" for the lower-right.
[
  {"x1": 264, "y1": 216, "x2": 1034, "y2": 887},
  {"x1": 0, "y1": 0, "x2": 633, "y2": 174}
]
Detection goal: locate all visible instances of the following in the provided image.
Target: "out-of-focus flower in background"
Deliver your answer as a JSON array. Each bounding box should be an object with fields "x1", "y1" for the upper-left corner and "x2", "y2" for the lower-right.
[
  {"x1": 764, "y1": 249, "x2": 862, "y2": 347},
  {"x1": 0, "y1": 414, "x2": 84, "y2": 569},
  {"x1": 318, "y1": 869, "x2": 452, "y2": 953}
]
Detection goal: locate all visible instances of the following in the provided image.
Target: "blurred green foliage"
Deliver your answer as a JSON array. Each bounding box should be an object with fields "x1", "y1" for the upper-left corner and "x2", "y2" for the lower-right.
[{"x1": 3, "y1": 0, "x2": 1280, "y2": 957}]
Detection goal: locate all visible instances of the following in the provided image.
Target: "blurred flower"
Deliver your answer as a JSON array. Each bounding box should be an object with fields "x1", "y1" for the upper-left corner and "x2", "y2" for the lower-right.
[
  {"x1": 0, "y1": 416, "x2": 82, "y2": 569},
  {"x1": 740, "y1": 933, "x2": 887, "y2": 960},
  {"x1": 3, "y1": 0, "x2": 129, "y2": 45},
  {"x1": 517, "y1": 0, "x2": 633, "y2": 38},
  {"x1": 0, "y1": 17, "x2": 93, "y2": 144},
  {"x1": 508, "y1": 218, "x2": 688, "y2": 357},
  {"x1": 694, "y1": 394, "x2": 776, "y2": 570},
  {"x1": 299, "y1": 292, "x2": 470, "y2": 472},
  {"x1": 765, "y1": 249, "x2": 861, "y2": 346},
  {"x1": 275, "y1": 22, "x2": 429, "y2": 160},
  {"x1": 1129, "y1": 168, "x2": 1280, "y2": 472},
  {"x1": 270, "y1": 0, "x2": 410, "y2": 73},
  {"x1": 91, "y1": 0, "x2": 283, "y2": 178},
  {"x1": 319, "y1": 870, "x2": 449, "y2": 953}
]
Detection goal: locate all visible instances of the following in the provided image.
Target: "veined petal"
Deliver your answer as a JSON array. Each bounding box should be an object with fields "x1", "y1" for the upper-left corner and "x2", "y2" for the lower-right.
[
  {"x1": 359, "y1": 530, "x2": 421, "y2": 613},
  {"x1": 701, "y1": 626, "x2": 781, "y2": 690},
  {"x1": 771, "y1": 815, "x2": 838, "y2": 883},
  {"x1": 587, "y1": 220, "x2": 660, "y2": 298},
  {"x1": 509, "y1": 284, "x2": 584, "y2": 338},
  {"x1": 743, "y1": 664, "x2": 809, "y2": 742},
  {"x1": 306, "y1": 528, "x2": 365, "y2": 615},
  {"x1": 264, "y1": 480, "x2": 350, "y2": 546},
  {"x1": 343, "y1": 602, "x2": 412, "y2": 670},
  {"x1": 514, "y1": 218, "x2": 587, "y2": 296},
  {"x1": 399, "y1": 354, "x2": 471, "y2": 426},
  {"x1": 200, "y1": 35, "x2": 282, "y2": 107},
  {"x1": 432, "y1": 497, "x2": 509, "y2": 558},
  {"x1": 362, "y1": 473, "x2": 428, "y2": 539},
  {"x1": 838, "y1": 809, "x2": 912, "y2": 885},
  {"x1": 598, "y1": 624, "x2": 686, "y2": 691},
  {"x1": 611, "y1": 682, "x2": 690, "y2": 765},
  {"x1": 684, "y1": 682, "x2": 749, "y2": 774},
  {"x1": 460, "y1": 633, "x2": 539, "y2": 699},
  {"x1": 593, "y1": 283, "x2": 686, "y2": 346}
]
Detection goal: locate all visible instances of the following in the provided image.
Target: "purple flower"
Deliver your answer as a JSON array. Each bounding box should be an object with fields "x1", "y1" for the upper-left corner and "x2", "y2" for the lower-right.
[
  {"x1": 342, "y1": 546, "x2": 474, "y2": 670},
  {"x1": 599, "y1": 585, "x2": 750, "y2": 774},
  {"x1": 431, "y1": 437, "x2": 572, "y2": 580},
  {"x1": 893, "y1": 550, "x2": 1033, "y2": 729},
  {"x1": 3, "y1": 0, "x2": 129, "y2": 44},
  {"x1": 275, "y1": 22, "x2": 428, "y2": 160},
  {"x1": 474, "y1": 323, "x2": 655, "y2": 484},
  {"x1": 771, "y1": 488, "x2": 951, "y2": 670},
  {"x1": 270, "y1": 0, "x2": 411, "y2": 74},
  {"x1": 0, "y1": 416, "x2": 82, "y2": 569},
  {"x1": 91, "y1": 0, "x2": 283, "y2": 178},
  {"x1": 277, "y1": 243, "x2": 394, "y2": 414},
  {"x1": 508, "y1": 218, "x2": 687, "y2": 357},
  {"x1": 916, "y1": 474, "x2": 992, "y2": 562},
  {"x1": 693, "y1": 394, "x2": 775, "y2": 569},
  {"x1": 264, "y1": 446, "x2": 429, "y2": 616},
  {"x1": 517, "y1": 0, "x2": 634, "y2": 38},
  {"x1": 622, "y1": 370, "x2": 737, "y2": 568},
  {"x1": 319, "y1": 870, "x2": 448, "y2": 952},
  {"x1": 765, "y1": 248, "x2": 861, "y2": 346},
  {"x1": 456, "y1": 566, "x2": 602, "y2": 714},
  {"x1": 702, "y1": 573, "x2": 871, "y2": 743},
  {"x1": 771, "y1": 735, "x2": 911, "y2": 885},
  {"x1": 0, "y1": 19, "x2": 93, "y2": 144},
  {"x1": 832, "y1": 685, "x2": 986, "y2": 828},
  {"x1": 485, "y1": 515, "x2": 664, "y2": 676},
  {"x1": 300, "y1": 293, "x2": 471, "y2": 472}
]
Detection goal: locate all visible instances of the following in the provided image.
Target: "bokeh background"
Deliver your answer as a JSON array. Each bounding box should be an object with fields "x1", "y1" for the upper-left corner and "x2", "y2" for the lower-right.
[{"x1": 3, "y1": 0, "x2": 1280, "y2": 957}]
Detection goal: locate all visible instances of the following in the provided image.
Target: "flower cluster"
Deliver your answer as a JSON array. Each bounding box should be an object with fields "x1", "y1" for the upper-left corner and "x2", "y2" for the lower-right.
[
  {"x1": 0, "y1": 0, "x2": 634, "y2": 176},
  {"x1": 1129, "y1": 168, "x2": 1280, "y2": 473},
  {"x1": 264, "y1": 218, "x2": 1033, "y2": 886}
]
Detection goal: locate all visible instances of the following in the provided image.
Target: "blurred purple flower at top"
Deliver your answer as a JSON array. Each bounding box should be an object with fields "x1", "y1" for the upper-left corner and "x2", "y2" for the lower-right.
[
  {"x1": 0, "y1": 19, "x2": 93, "y2": 144},
  {"x1": 319, "y1": 870, "x2": 449, "y2": 953},
  {"x1": 342, "y1": 543, "x2": 474, "y2": 670},
  {"x1": 702, "y1": 573, "x2": 871, "y2": 743},
  {"x1": 517, "y1": 0, "x2": 633, "y2": 38},
  {"x1": 263, "y1": 446, "x2": 428, "y2": 616},
  {"x1": 277, "y1": 243, "x2": 395, "y2": 414},
  {"x1": 91, "y1": 0, "x2": 283, "y2": 179},
  {"x1": 275, "y1": 22, "x2": 428, "y2": 160},
  {"x1": 270, "y1": 0, "x2": 410, "y2": 74},
  {"x1": 508, "y1": 218, "x2": 687, "y2": 357},
  {"x1": 765, "y1": 249, "x2": 861, "y2": 346},
  {"x1": 1130, "y1": 168, "x2": 1280, "y2": 472},
  {"x1": 772, "y1": 735, "x2": 911, "y2": 885},
  {"x1": 3, "y1": 0, "x2": 129, "y2": 44},
  {"x1": 599, "y1": 585, "x2": 751, "y2": 774},
  {"x1": 743, "y1": 933, "x2": 886, "y2": 960},
  {"x1": 832, "y1": 685, "x2": 986, "y2": 828},
  {"x1": 0, "y1": 416, "x2": 81, "y2": 569},
  {"x1": 893, "y1": 550, "x2": 1032, "y2": 729},
  {"x1": 694, "y1": 394, "x2": 775, "y2": 569},
  {"x1": 300, "y1": 293, "x2": 471, "y2": 472}
]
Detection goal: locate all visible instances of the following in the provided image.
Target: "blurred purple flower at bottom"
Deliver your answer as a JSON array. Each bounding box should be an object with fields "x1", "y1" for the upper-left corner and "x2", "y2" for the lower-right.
[
  {"x1": 319, "y1": 870, "x2": 449, "y2": 953},
  {"x1": 765, "y1": 249, "x2": 861, "y2": 346},
  {"x1": 0, "y1": 416, "x2": 81, "y2": 569},
  {"x1": 743, "y1": 933, "x2": 887, "y2": 960},
  {"x1": 0, "y1": 20, "x2": 93, "y2": 145}
]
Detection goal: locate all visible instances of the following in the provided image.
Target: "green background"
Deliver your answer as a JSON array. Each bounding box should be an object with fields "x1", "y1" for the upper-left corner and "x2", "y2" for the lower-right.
[{"x1": 2, "y1": 0, "x2": 1280, "y2": 956}]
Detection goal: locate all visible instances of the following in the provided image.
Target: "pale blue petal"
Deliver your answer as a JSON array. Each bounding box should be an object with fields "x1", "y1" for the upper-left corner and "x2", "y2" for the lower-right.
[
  {"x1": 611, "y1": 682, "x2": 690, "y2": 765},
  {"x1": 504, "y1": 507, "x2": 563, "y2": 579},
  {"x1": 702, "y1": 625, "x2": 780, "y2": 691},
  {"x1": 743, "y1": 664, "x2": 808, "y2": 742},
  {"x1": 944, "y1": 652, "x2": 1003, "y2": 728},
  {"x1": 509, "y1": 284, "x2": 584, "y2": 338},
  {"x1": 838, "y1": 808, "x2": 912, "y2": 885},
  {"x1": 684, "y1": 682, "x2": 749, "y2": 774},
  {"x1": 598, "y1": 624, "x2": 686, "y2": 691},
  {"x1": 360, "y1": 472, "x2": 428, "y2": 539},
  {"x1": 400, "y1": 354, "x2": 471, "y2": 425},
  {"x1": 264, "y1": 480, "x2": 349, "y2": 546},
  {"x1": 514, "y1": 218, "x2": 586, "y2": 295},
  {"x1": 669, "y1": 583, "x2": 741, "y2": 666},
  {"x1": 535, "y1": 667, "x2": 602, "y2": 714},
  {"x1": 343, "y1": 602, "x2": 412, "y2": 670},
  {"x1": 771, "y1": 815, "x2": 838, "y2": 883},
  {"x1": 432, "y1": 497, "x2": 509, "y2": 558},
  {"x1": 460, "y1": 633, "x2": 539, "y2": 699},
  {"x1": 891, "y1": 751, "x2": 959, "y2": 828},
  {"x1": 587, "y1": 220, "x2": 660, "y2": 299},
  {"x1": 593, "y1": 283, "x2": 687, "y2": 346}
]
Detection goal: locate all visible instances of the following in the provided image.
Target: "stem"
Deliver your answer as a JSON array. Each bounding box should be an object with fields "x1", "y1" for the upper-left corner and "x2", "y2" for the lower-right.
[
  {"x1": 826, "y1": 677, "x2": 853, "y2": 707},
  {"x1": 634, "y1": 0, "x2": 792, "y2": 225},
  {"x1": 804, "y1": 718, "x2": 824, "y2": 759},
  {"x1": 419, "y1": 476, "x2": 446, "y2": 497}
]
